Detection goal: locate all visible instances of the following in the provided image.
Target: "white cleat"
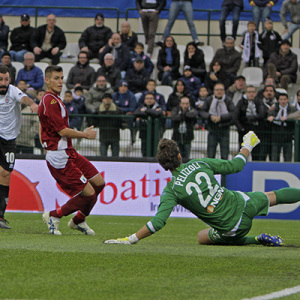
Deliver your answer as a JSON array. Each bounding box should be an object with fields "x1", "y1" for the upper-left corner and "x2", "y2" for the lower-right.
[
  {"x1": 68, "y1": 219, "x2": 95, "y2": 236},
  {"x1": 42, "y1": 212, "x2": 62, "y2": 235}
]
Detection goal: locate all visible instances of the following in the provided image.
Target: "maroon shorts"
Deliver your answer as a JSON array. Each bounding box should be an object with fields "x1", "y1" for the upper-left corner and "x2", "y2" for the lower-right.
[{"x1": 47, "y1": 152, "x2": 99, "y2": 197}]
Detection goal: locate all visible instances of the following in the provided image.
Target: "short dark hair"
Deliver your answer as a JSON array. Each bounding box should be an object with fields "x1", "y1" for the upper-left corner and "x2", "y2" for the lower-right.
[
  {"x1": 102, "y1": 93, "x2": 112, "y2": 100},
  {"x1": 156, "y1": 138, "x2": 181, "y2": 171},
  {"x1": 65, "y1": 90, "x2": 72, "y2": 96},
  {"x1": 78, "y1": 51, "x2": 88, "y2": 59},
  {"x1": 147, "y1": 79, "x2": 156, "y2": 85},
  {"x1": 134, "y1": 42, "x2": 144, "y2": 49},
  {"x1": 278, "y1": 92, "x2": 288, "y2": 99},
  {"x1": 297, "y1": 89, "x2": 300, "y2": 97},
  {"x1": 45, "y1": 65, "x2": 63, "y2": 79},
  {"x1": 263, "y1": 85, "x2": 275, "y2": 93},
  {"x1": 247, "y1": 21, "x2": 256, "y2": 27},
  {"x1": 0, "y1": 66, "x2": 10, "y2": 75}
]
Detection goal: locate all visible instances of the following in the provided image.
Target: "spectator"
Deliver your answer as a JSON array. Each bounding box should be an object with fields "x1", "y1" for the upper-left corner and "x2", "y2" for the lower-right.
[
  {"x1": 96, "y1": 53, "x2": 121, "y2": 91},
  {"x1": 183, "y1": 41, "x2": 206, "y2": 83},
  {"x1": 98, "y1": 93, "x2": 122, "y2": 157},
  {"x1": 0, "y1": 52, "x2": 16, "y2": 85},
  {"x1": 34, "y1": 89, "x2": 46, "y2": 104},
  {"x1": 63, "y1": 90, "x2": 82, "y2": 130},
  {"x1": 79, "y1": 12, "x2": 112, "y2": 60},
  {"x1": 226, "y1": 75, "x2": 246, "y2": 106},
  {"x1": 195, "y1": 85, "x2": 209, "y2": 129},
  {"x1": 259, "y1": 17, "x2": 282, "y2": 66},
  {"x1": 267, "y1": 91, "x2": 296, "y2": 162},
  {"x1": 294, "y1": 89, "x2": 300, "y2": 110},
  {"x1": 31, "y1": 14, "x2": 66, "y2": 65},
  {"x1": 9, "y1": 14, "x2": 35, "y2": 62},
  {"x1": 157, "y1": 36, "x2": 181, "y2": 86},
  {"x1": 199, "y1": 83, "x2": 235, "y2": 159},
  {"x1": 171, "y1": 96, "x2": 197, "y2": 159},
  {"x1": 72, "y1": 86, "x2": 86, "y2": 116},
  {"x1": 240, "y1": 21, "x2": 260, "y2": 67},
  {"x1": 205, "y1": 59, "x2": 230, "y2": 95},
  {"x1": 234, "y1": 85, "x2": 264, "y2": 160},
  {"x1": 213, "y1": 37, "x2": 241, "y2": 84},
  {"x1": 134, "y1": 92, "x2": 164, "y2": 157},
  {"x1": 280, "y1": 0, "x2": 300, "y2": 41},
  {"x1": 180, "y1": 65, "x2": 201, "y2": 99},
  {"x1": 136, "y1": 0, "x2": 166, "y2": 57},
  {"x1": 15, "y1": 52, "x2": 44, "y2": 98},
  {"x1": 0, "y1": 14, "x2": 9, "y2": 57},
  {"x1": 66, "y1": 51, "x2": 95, "y2": 91},
  {"x1": 256, "y1": 76, "x2": 277, "y2": 100},
  {"x1": 249, "y1": 0, "x2": 278, "y2": 32},
  {"x1": 220, "y1": 0, "x2": 244, "y2": 42},
  {"x1": 16, "y1": 80, "x2": 29, "y2": 94},
  {"x1": 264, "y1": 39, "x2": 298, "y2": 90},
  {"x1": 85, "y1": 75, "x2": 114, "y2": 114},
  {"x1": 155, "y1": 0, "x2": 203, "y2": 46},
  {"x1": 119, "y1": 21, "x2": 138, "y2": 52},
  {"x1": 129, "y1": 42, "x2": 154, "y2": 75}
]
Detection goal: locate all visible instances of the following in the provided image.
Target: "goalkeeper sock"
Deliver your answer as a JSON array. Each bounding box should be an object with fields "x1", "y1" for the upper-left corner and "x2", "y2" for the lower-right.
[
  {"x1": 232, "y1": 236, "x2": 260, "y2": 245},
  {"x1": 274, "y1": 188, "x2": 300, "y2": 204}
]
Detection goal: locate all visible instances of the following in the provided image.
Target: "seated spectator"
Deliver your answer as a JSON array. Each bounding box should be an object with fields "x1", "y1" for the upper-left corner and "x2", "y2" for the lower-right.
[
  {"x1": 205, "y1": 59, "x2": 230, "y2": 95},
  {"x1": 31, "y1": 14, "x2": 66, "y2": 65},
  {"x1": 66, "y1": 51, "x2": 95, "y2": 91},
  {"x1": 99, "y1": 33, "x2": 130, "y2": 73},
  {"x1": 119, "y1": 21, "x2": 138, "y2": 52},
  {"x1": 195, "y1": 85, "x2": 209, "y2": 129},
  {"x1": 0, "y1": 52, "x2": 16, "y2": 85},
  {"x1": 180, "y1": 65, "x2": 201, "y2": 99},
  {"x1": 9, "y1": 14, "x2": 35, "y2": 62},
  {"x1": 72, "y1": 86, "x2": 86, "y2": 115},
  {"x1": 0, "y1": 14, "x2": 9, "y2": 57},
  {"x1": 63, "y1": 90, "x2": 82, "y2": 130},
  {"x1": 184, "y1": 41, "x2": 206, "y2": 83},
  {"x1": 264, "y1": 39, "x2": 298, "y2": 91},
  {"x1": 34, "y1": 88, "x2": 46, "y2": 104},
  {"x1": 171, "y1": 96, "x2": 197, "y2": 159},
  {"x1": 98, "y1": 93, "x2": 123, "y2": 157},
  {"x1": 240, "y1": 21, "x2": 260, "y2": 67},
  {"x1": 129, "y1": 42, "x2": 154, "y2": 75},
  {"x1": 17, "y1": 80, "x2": 29, "y2": 93},
  {"x1": 157, "y1": 36, "x2": 181, "y2": 86},
  {"x1": 79, "y1": 12, "x2": 112, "y2": 60},
  {"x1": 134, "y1": 92, "x2": 163, "y2": 157},
  {"x1": 259, "y1": 17, "x2": 281, "y2": 66},
  {"x1": 294, "y1": 89, "x2": 300, "y2": 110},
  {"x1": 256, "y1": 76, "x2": 277, "y2": 100},
  {"x1": 267, "y1": 91, "x2": 296, "y2": 162},
  {"x1": 96, "y1": 53, "x2": 121, "y2": 91},
  {"x1": 15, "y1": 52, "x2": 44, "y2": 98},
  {"x1": 226, "y1": 75, "x2": 246, "y2": 106}
]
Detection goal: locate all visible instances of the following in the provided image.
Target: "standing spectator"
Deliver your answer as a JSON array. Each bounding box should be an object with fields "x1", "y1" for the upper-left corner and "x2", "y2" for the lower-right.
[
  {"x1": 180, "y1": 65, "x2": 201, "y2": 99},
  {"x1": 9, "y1": 14, "x2": 35, "y2": 62},
  {"x1": 195, "y1": 85, "x2": 209, "y2": 129},
  {"x1": 213, "y1": 37, "x2": 241, "y2": 84},
  {"x1": 294, "y1": 89, "x2": 300, "y2": 110},
  {"x1": 259, "y1": 17, "x2": 282, "y2": 66},
  {"x1": 129, "y1": 42, "x2": 154, "y2": 75},
  {"x1": 66, "y1": 51, "x2": 95, "y2": 91},
  {"x1": 249, "y1": 0, "x2": 278, "y2": 32},
  {"x1": 63, "y1": 90, "x2": 82, "y2": 131},
  {"x1": 220, "y1": 0, "x2": 244, "y2": 43},
  {"x1": 0, "y1": 14, "x2": 9, "y2": 57},
  {"x1": 98, "y1": 93, "x2": 122, "y2": 157},
  {"x1": 264, "y1": 39, "x2": 298, "y2": 90},
  {"x1": 79, "y1": 13, "x2": 112, "y2": 60},
  {"x1": 96, "y1": 53, "x2": 121, "y2": 91},
  {"x1": 267, "y1": 92, "x2": 296, "y2": 162},
  {"x1": 226, "y1": 75, "x2": 246, "y2": 106},
  {"x1": 280, "y1": 0, "x2": 300, "y2": 41},
  {"x1": 72, "y1": 86, "x2": 86, "y2": 116},
  {"x1": 155, "y1": 0, "x2": 203, "y2": 46},
  {"x1": 157, "y1": 36, "x2": 181, "y2": 86},
  {"x1": 0, "y1": 52, "x2": 16, "y2": 85},
  {"x1": 119, "y1": 21, "x2": 138, "y2": 52},
  {"x1": 136, "y1": 0, "x2": 166, "y2": 57},
  {"x1": 31, "y1": 14, "x2": 66, "y2": 65},
  {"x1": 240, "y1": 21, "x2": 260, "y2": 67},
  {"x1": 171, "y1": 96, "x2": 197, "y2": 159},
  {"x1": 199, "y1": 83, "x2": 235, "y2": 160},
  {"x1": 183, "y1": 41, "x2": 206, "y2": 83}
]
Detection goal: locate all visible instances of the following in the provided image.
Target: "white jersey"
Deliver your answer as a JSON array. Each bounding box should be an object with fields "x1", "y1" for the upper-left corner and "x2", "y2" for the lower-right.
[{"x1": 0, "y1": 85, "x2": 27, "y2": 140}]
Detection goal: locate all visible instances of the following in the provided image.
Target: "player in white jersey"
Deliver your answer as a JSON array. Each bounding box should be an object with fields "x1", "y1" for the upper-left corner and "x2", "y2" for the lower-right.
[{"x1": 0, "y1": 66, "x2": 38, "y2": 229}]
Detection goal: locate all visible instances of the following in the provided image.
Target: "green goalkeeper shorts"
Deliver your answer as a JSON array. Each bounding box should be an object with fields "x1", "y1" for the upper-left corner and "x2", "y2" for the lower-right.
[{"x1": 208, "y1": 191, "x2": 269, "y2": 244}]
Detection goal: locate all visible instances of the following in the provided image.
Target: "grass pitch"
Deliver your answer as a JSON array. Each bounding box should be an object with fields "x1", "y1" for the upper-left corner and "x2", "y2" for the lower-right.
[{"x1": 1, "y1": 213, "x2": 300, "y2": 300}]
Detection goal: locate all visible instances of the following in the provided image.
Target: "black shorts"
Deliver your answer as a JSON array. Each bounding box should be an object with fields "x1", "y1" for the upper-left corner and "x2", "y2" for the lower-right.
[{"x1": 0, "y1": 137, "x2": 16, "y2": 172}]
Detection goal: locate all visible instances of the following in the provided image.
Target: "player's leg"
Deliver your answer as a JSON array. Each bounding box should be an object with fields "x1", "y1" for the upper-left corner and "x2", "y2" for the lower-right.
[
  {"x1": 0, "y1": 166, "x2": 11, "y2": 229},
  {"x1": 265, "y1": 188, "x2": 300, "y2": 207},
  {"x1": 198, "y1": 228, "x2": 214, "y2": 245}
]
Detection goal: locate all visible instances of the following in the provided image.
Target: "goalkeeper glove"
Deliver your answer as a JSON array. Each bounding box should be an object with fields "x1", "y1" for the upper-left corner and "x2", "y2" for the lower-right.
[
  {"x1": 241, "y1": 131, "x2": 260, "y2": 152},
  {"x1": 104, "y1": 233, "x2": 139, "y2": 244}
]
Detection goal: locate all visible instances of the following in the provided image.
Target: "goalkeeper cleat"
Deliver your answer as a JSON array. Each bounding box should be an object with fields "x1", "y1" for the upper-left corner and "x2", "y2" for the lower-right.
[
  {"x1": 256, "y1": 233, "x2": 283, "y2": 247},
  {"x1": 68, "y1": 219, "x2": 95, "y2": 236},
  {"x1": 42, "y1": 212, "x2": 62, "y2": 235},
  {"x1": 0, "y1": 218, "x2": 11, "y2": 229},
  {"x1": 104, "y1": 237, "x2": 131, "y2": 244}
]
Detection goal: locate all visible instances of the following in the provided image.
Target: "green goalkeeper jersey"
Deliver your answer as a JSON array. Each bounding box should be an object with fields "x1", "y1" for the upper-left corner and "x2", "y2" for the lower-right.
[{"x1": 146, "y1": 153, "x2": 249, "y2": 235}]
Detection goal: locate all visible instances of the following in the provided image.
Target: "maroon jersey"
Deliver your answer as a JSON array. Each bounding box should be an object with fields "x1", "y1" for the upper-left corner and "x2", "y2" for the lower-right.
[{"x1": 38, "y1": 91, "x2": 73, "y2": 151}]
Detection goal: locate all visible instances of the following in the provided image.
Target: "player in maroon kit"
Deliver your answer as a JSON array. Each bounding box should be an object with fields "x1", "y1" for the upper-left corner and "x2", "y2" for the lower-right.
[{"x1": 38, "y1": 65, "x2": 105, "y2": 235}]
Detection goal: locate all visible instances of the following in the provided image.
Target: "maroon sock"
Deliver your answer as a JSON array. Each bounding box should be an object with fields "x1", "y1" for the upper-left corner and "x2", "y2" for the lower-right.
[
  {"x1": 93, "y1": 183, "x2": 105, "y2": 197},
  {"x1": 72, "y1": 211, "x2": 86, "y2": 225},
  {"x1": 60, "y1": 193, "x2": 86, "y2": 217},
  {"x1": 50, "y1": 207, "x2": 63, "y2": 218},
  {"x1": 80, "y1": 193, "x2": 97, "y2": 216}
]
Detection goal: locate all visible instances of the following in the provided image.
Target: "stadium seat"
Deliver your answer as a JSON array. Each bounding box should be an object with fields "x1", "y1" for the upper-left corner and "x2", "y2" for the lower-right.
[
  {"x1": 156, "y1": 85, "x2": 173, "y2": 100},
  {"x1": 90, "y1": 63, "x2": 100, "y2": 72},
  {"x1": 242, "y1": 67, "x2": 263, "y2": 87},
  {"x1": 57, "y1": 63, "x2": 74, "y2": 84},
  {"x1": 60, "y1": 43, "x2": 80, "y2": 63},
  {"x1": 199, "y1": 45, "x2": 214, "y2": 68},
  {"x1": 11, "y1": 61, "x2": 24, "y2": 77},
  {"x1": 35, "y1": 62, "x2": 49, "y2": 78},
  {"x1": 291, "y1": 47, "x2": 300, "y2": 65},
  {"x1": 177, "y1": 44, "x2": 186, "y2": 67}
]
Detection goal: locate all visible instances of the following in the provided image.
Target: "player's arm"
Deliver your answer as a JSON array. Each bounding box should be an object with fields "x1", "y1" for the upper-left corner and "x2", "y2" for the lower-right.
[
  {"x1": 58, "y1": 126, "x2": 96, "y2": 140},
  {"x1": 21, "y1": 95, "x2": 38, "y2": 113}
]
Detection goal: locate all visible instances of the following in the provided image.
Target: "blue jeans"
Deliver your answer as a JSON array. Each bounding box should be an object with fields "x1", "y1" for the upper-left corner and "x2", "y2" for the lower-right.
[
  {"x1": 162, "y1": 1, "x2": 198, "y2": 41},
  {"x1": 219, "y1": 5, "x2": 241, "y2": 42},
  {"x1": 100, "y1": 141, "x2": 120, "y2": 157},
  {"x1": 9, "y1": 50, "x2": 28, "y2": 62},
  {"x1": 252, "y1": 6, "x2": 272, "y2": 32},
  {"x1": 282, "y1": 22, "x2": 300, "y2": 40},
  {"x1": 207, "y1": 128, "x2": 230, "y2": 160}
]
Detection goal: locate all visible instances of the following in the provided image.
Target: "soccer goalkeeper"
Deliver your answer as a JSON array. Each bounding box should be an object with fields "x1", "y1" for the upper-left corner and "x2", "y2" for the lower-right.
[{"x1": 105, "y1": 131, "x2": 299, "y2": 246}]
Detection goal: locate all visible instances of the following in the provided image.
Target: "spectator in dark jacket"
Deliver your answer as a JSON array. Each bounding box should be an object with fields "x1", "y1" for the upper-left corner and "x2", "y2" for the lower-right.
[
  {"x1": 0, "y1": 14, "x2": 9, "y2": 56},
  {"x1": 31, "y1": 14, "x2": 66, "y2": 65},
  {"x1": 119, "y1": 21, "x2": 138, "y2": 52},
  {"x1": 129, "y1": 42, "x2": 154, "y2": 75},
  {"x1": 79, "y1": 12, "x2": 113, "y2": 60},
  {"x1": 63, "y1": 90, "x2": 82, "y2": 130},
  {"x1": 9, "y1": 14, "x2": 35, "y2": 62},
  {"x1": 226, "y1": 75, "x2": 246, "y2": 106},
  {"x1": 1, "y1": 52, "x2": 16, "y2": 85},
  {"x1": 180, "y1": 65, "x2": 201, "y2": 99}
]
